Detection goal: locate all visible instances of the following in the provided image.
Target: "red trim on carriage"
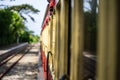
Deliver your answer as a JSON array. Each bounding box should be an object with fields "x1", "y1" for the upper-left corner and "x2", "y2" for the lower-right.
[
  {"x1": 49, "y1": 1, "x2": 56, "y2": 8},
  {"x1": 40, "y1": 49, "x2": 53, "y2": 80},
  {"x1": 41, "y1": 0, "x2": 56, "y2": 34}
]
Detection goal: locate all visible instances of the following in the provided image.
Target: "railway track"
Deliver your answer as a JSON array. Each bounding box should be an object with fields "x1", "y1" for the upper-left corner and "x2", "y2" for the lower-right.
[
  {"x1": 0, "y1": 43, "x2": 28, "y2": 62},
  {"x1": 0, "y1": 44, "x2": 33, "y2": 79}
]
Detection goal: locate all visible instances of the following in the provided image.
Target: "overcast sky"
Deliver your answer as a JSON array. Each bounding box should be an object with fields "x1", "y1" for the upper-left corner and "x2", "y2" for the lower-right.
[{"x1": 0, "y1": 0, "x2": 48, "y2": 36}]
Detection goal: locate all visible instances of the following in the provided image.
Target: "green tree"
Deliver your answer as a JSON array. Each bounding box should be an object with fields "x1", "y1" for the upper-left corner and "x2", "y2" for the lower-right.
[
  {"x1": 0, "y1": 9, "x2": 31, "y2": 46},
  {"x1": 0, "y1": 2, "x2": 40, "y2": 46},
  {"x1": 11, "y1": 11, "x2": 25, "y2": 44},
  {"x1": 0, "y1": 9, "x2": 13, "y2": 46},
  {"x1": 7, "y1": 4, "x2": 39, "y2": 22},
  {"x1": 20, "y1": 28, "x2": 39, "y2": 43}
]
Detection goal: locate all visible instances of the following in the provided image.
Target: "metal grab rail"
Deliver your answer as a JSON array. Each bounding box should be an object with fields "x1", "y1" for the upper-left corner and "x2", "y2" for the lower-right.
[{"x1": 46, "y1": 51, "x2": 53, "y2": 80}]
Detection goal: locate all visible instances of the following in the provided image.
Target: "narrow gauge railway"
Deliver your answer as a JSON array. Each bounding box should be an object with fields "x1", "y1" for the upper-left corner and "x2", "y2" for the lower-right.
[{"x1": 0, "y1": 43, "x2": 32, "y2": 79}]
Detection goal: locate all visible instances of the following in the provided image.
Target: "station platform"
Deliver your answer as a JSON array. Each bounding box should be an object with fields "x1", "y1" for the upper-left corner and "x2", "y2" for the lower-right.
[{"x1": 0, "y1": 43, "x2": 28, "y2": 55}]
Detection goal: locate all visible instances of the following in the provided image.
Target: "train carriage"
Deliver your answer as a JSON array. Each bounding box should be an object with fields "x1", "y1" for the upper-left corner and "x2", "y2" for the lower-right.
[{"x1": 39, "y1": 0, "x2": 120, "y2": 80}]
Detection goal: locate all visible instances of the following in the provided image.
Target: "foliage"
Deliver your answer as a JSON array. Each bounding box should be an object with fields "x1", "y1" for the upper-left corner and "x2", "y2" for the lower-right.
[
  {"x1": 0, "y1": 9, "x2": 39, "y2": 46},
  {"x1": 7, "y1": 4, "x2": 39, "y2": 13},
  {"x1": 20, "y1": 28, "x2": 39, "y2": 44},
  {"x1": 83, "y1": 0, "x2": 98, "y2": 52},
  {"x1": 0, "y1": 9, "x2": 16, "y2": 46},
  {"x1": 29, "y1": 34, "x2": 39, "y2": 43},
  {"x1": 6, "y1": 4, "x2": 39, "y2": 22},
  {"x1": 0, "y1": 1, "x2": 40, "y2": 46},
  {"x1": 84, "y1": 11, "x2": 97, "y2": 52}
]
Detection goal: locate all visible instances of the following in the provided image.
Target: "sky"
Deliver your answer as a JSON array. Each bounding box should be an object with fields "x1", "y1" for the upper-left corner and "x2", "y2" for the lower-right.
[
  {"x1": 0, "y1": 0, "x2": 48, "y2": 36},
  {"x1": 0, "y1": 0, "x2": 92, "y2": 36}
]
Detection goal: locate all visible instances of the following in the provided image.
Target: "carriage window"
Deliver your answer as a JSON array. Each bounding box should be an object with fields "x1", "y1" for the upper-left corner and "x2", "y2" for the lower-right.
[{"x1": 83, "y1": 0, "x2": 99, "y2": 80}]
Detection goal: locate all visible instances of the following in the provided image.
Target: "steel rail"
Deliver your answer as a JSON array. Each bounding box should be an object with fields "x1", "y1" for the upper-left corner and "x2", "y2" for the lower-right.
[
  {"x1": 0, "y1": 45, "x2": 33, "y2": 79},
  {"x1": 0, "y1": 46, "x2": 27, "y2": 66}
]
